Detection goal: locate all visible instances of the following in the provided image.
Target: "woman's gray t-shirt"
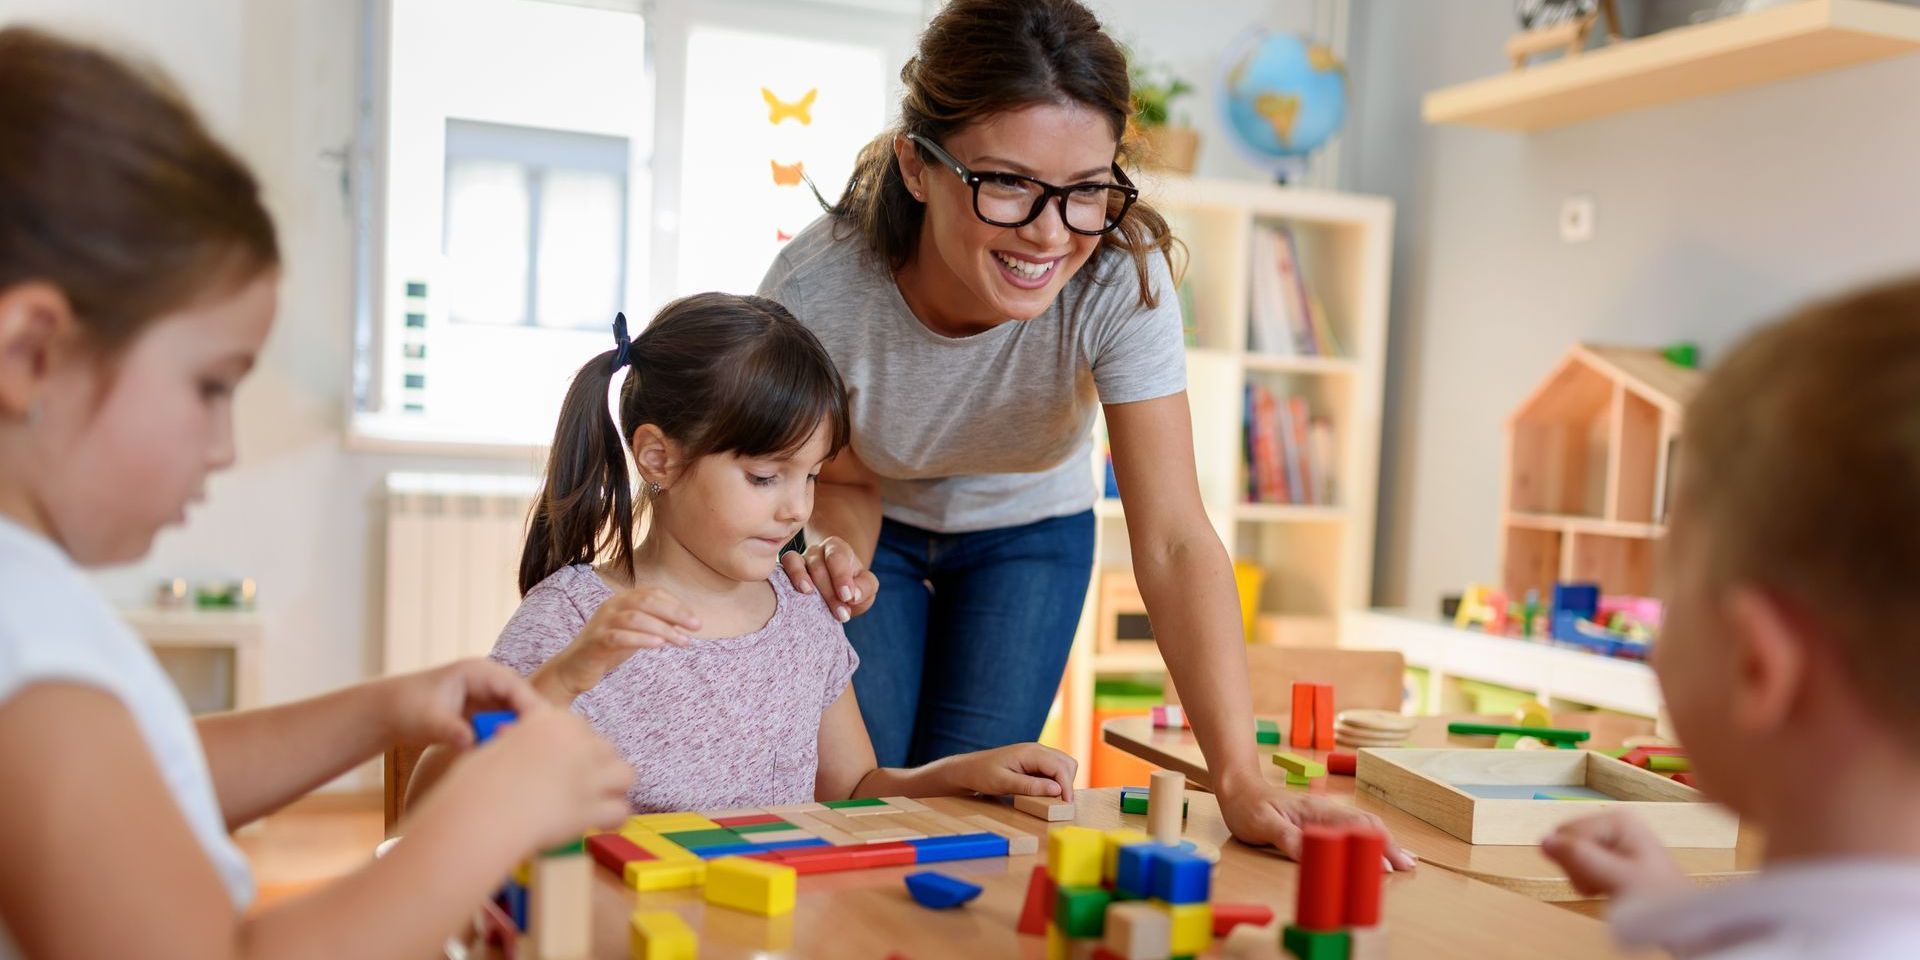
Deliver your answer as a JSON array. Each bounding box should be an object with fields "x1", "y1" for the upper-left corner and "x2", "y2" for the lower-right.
[{"x1": 757, "y1": 216, "x2": 1188, "y2": 535}]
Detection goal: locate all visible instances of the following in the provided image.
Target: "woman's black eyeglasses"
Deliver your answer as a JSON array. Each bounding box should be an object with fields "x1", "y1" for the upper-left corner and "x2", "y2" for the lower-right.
[{"x1": 907, "y1": 132, "x2": 1138, "y2": 236}]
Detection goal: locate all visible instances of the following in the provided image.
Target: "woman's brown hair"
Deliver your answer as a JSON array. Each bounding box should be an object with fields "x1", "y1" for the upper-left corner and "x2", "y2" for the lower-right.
[
  {"x1": 520, "y1": 293, "x2": 852, "y2": 595},
  {"x1": 0, "y1": 26, "x2": 279, "y2": 350},
  {"x1": 828, "y1": 0, "x2": 1178, "y2": 307}
]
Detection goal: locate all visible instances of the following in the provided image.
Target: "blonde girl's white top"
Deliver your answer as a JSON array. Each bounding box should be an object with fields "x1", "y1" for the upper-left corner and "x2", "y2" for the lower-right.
[{"x1": 0, "y1": 515, "x2": 253, "y2": 958}]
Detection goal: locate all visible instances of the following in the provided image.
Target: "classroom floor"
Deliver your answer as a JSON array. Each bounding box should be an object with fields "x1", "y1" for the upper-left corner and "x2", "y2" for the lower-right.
[{"x1": 234, "y1": 792, "x2": 384, "y2": 910}]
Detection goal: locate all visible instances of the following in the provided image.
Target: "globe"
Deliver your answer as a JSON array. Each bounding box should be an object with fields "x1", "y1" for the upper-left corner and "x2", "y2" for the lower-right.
[{"x1": 1218, "y1": 30, "x2": 1348, "y2": 180}]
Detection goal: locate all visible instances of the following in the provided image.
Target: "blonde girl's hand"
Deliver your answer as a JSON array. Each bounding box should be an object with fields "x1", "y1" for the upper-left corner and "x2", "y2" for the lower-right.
[
  {"x1": 378, "y1": 658, "x2": 547, "y2": 749},
  {"x1": 422, "y1": 704, "x2": 633, "y2": 850},
  {"x1": 530, "y1": 585, "x2": 701, "y2": 704},
  {"x1": 781, "y1": 536, "x2": 878, "y2": 623},
  {"x1": 1541, "y1": 810, "x2": 1688, "y2": 900},
  {"x1": 946, "y1": 743, "x2": 1078, "y2": 802}
]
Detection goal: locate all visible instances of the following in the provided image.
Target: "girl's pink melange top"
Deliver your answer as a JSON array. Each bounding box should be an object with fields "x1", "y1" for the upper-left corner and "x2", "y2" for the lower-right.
[{"x1": 490, "y1": 565, "x2": 859, "y2": 812}]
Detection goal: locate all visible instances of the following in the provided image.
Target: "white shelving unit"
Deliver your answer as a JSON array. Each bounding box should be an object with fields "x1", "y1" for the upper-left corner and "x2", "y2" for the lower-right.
[{"x1": 1055, "y1": 176, "x2": 1395, "y2": 779}]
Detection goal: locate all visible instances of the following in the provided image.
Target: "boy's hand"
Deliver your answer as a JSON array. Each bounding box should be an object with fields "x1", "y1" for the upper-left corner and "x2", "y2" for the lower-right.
[
  {"x1": 781, "y1": 536, "x2": 877, "y2": 623},
  {"x1": 421, "y1": 705, "x2": 633, "y2": 850},
  {"x1": 1216, "y1": 776, "x2": 1419, "y2": 871},
  {"x1": 531, "y1": 586, "x2": 702, "y2": 703},
  {"x1": 1541, "y1": 810, "x2": 1689, "y2": 900},
  {"x1": 946, "y1": 743, "x2": 1078, "y2": 802},
  {"x1": 378, "y1": 659, "x2": 546, "y2": 749}
]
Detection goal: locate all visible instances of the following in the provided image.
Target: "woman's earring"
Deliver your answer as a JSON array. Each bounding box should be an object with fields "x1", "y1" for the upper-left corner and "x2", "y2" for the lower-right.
[{"x1": 646, "y1": 480, "x2": 663, "y2": 496}]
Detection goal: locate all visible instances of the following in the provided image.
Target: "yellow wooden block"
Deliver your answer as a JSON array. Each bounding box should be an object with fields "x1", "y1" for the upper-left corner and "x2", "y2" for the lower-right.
[
  {"x1": 512, "y1": 858, "x2": 532, "y2": 886},
  {"x1": 1157, "y1": 900, "x2": 1212, "y2": 956},
  {"x1": 624, "y1": 859, "x2": 705, "y2": 892},
  {"x1": 1047, "y1": 825, "x2": 1104, "y2": 888},
  {"x1": 1045, "y1": 922, "x2": 1068, "y2": 960},
  {"x1": 628, "y1": 812, "x2": 719, "y2": 832},
  {"x1": 627, "y1": 833, "x2": 699, "y2": 863},
  {"x1": 704, "y1": 856, "x2": 797, "y2": 916},
  {"x1": 629, "y1": 909, "x2": 697, "y2": 960},
  {"x1": 1101, "y1": 828, "x2": 1150, "y2": 883}
]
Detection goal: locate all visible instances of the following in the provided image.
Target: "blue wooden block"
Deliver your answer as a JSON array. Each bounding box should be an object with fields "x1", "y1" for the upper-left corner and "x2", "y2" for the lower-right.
[
  {"x1": 750, "y1": 837, "x2": 832, "y2": 853},
  {"x1": 905, "y1": 871, "x2": 983, "y2": 909},
  {"x1": 1114, "y1": 843, "x2": 1161, "y2": 900},
  {"x1": 692, "y1": 842, "x2": 772, "y2": 859},
  {"x1": 502, "y1": 879, "x2": 528, "y2": 931},
  {"x1": 470, "y1": 710, "x2": 516, "y2": 744},
  {"x1": 1149, "y1": 847, "x2": 1211, "y2": 904},
  {"x1": 908, "y1": 832, "x2": 1010, "y2": 864}
]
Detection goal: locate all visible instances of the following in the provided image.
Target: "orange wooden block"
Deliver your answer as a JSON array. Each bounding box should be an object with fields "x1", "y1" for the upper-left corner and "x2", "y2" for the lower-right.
[
  {"x1": 1312, "y1": 684, "x2": 1335, "y2": 751},
  {"x1": 1290, "y1": 682, "x2": 1314, "y2": 748}
]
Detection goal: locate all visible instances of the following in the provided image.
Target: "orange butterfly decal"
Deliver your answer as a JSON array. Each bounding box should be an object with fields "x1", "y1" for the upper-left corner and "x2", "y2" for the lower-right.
[
  {"x1": 776, "y1": 229, "x2": 794, "y2": 242},
  {"x1": 762, "y1": 87, "x2": 817, "y2": 125},
  {"x1": 770, "y1": 160, "x2": 805, "y2": 187}
]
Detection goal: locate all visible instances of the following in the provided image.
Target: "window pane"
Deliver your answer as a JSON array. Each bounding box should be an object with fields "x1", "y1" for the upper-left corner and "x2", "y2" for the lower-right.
[
  {"x1": 444, "y1": 158, "x2": 529, "y2": 326},
  {"x1": 535, "y1": 169, "x2": 625, "y2": 329}
]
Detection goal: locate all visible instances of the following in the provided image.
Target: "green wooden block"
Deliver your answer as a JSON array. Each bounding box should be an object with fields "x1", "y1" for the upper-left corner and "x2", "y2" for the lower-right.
[
  {"x1": 1121, "y1": 793, "x2": 1150, "y2": 815},
  {"x1": 541, "y1": 838, "x2": 586, "y2": 857},
  {"x1": 1055, "y1": 886, "x2": 1112, "y2": 938},
  {"x1": 1271, "y1": 752, "x2": 1327, "y2": 778},
  {"x1": 659, "y1": 828, "x2": 743, "y2": 849},
  {"x1": 1446, "y1": 722, "x2": 1589, "y2": 743},
  {"x1": 822, "y1": 797, "x2": 889, "y2": 809},
  {"x1": 1648, "y1": 754, "x2": 1691, "y2": 772},
  {"x1": 1255, "y1": 718, "x2": 1281, "y2": 745},
  {"x1": 1285, "y1": 771, "x2": 1310, "y2": 786},
  {"x1": 729, "y1": 820, "x2": 796, "y2": 834},
  {"x1": 1283, "y1": 924, "x2": 1351, "y2": 960},
  {"x1": 1494, "y1": 732, "x2": 1523, "y2": 749}
]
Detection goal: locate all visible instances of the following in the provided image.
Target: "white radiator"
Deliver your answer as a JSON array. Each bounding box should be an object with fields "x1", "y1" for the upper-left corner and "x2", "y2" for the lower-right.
[{"x1": 382, "y1": 472, "x2": 540, "y2": 676}]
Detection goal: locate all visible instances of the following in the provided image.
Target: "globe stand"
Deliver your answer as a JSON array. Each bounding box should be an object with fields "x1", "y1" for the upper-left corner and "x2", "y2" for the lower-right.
[{"x1": 1270, "y1": 155, "x2": 1309, "y2": 186}]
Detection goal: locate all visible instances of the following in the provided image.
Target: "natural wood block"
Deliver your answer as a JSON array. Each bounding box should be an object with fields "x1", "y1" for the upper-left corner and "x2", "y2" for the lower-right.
[
  {"x1": 1355, "y1": 748, "x2": 1737, "y2": 846},
  {"x1": 1102, "y1": 901, "x2": 1172, "y2": 960},
  {"x1": 963, "y1": 814, "x2": 1041, "y2": 856},
  {"x1": 1148, "y1": 770, "x2": 1184, "y2": 844},
  {"x1": 1348, "y1": 925, "x2": 1391, "y2": 960},
  {"x1": 1014, "y1": 794, "x2": 1076, "y2": 822},
  {"x1": 529, "y1": 851, "x2": 591, "y2": 960},
  {"x1": 1219, "y1": 921, "x2": 1285, "y2": 960}
]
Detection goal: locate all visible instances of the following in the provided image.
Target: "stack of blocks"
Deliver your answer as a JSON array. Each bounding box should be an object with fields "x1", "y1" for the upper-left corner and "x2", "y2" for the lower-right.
[
  {"x1": 1271, "y1": 752, "x2": 1328, "y2": 788},
  {"x1": 1289, "y1": 683, "x2": 1336, "y2": 751},
  {"x1": 1150, "y1": 704, "x2": 1188, "y2": 729},
  {"x1": 1279, "y1": 826, "x2": 1388, "y2": 960}
]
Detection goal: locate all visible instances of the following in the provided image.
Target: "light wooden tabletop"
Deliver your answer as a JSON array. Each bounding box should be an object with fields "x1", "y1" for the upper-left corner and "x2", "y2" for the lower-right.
[
  {"x1": 1103, "y1": 713, "x2": 1765, "y2": 902},
  {"x1": 509, "y1": 789, "x2": 1642, "y2": 960}
]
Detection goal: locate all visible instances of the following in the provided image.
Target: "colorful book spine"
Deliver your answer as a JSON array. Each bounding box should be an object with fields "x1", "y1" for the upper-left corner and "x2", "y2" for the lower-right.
[{"x1": 1288, "y1": 396, "x2": 1315, "y2": 506}]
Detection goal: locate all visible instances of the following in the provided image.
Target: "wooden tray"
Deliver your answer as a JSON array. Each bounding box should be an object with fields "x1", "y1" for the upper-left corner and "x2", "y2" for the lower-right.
[{"x1": 1355, "y1": 748, "x2": 1737, "y2": 847}]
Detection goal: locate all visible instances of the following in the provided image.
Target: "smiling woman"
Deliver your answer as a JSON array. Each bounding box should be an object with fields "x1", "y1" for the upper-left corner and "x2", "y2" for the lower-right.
[{"x1": 757, "y1": 0, "x2": 1414, "y2": 865}]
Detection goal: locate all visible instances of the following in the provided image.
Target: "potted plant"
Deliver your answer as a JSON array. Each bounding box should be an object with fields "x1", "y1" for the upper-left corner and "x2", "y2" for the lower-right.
[{"x1": 1129, "y1": 53, "x2": 1199, "y2": 175}]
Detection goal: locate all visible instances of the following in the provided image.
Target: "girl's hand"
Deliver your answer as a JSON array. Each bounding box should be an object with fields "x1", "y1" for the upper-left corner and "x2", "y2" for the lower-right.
[
  {"x1": 781, "y1": 537, "x2": 878, "y2": 623},
  {"x1": 1541, "y1": 810, "x2": 1689, "y2": 900},
  {"x1": 531, "y1": 585, "x2": 702, "y2": 704},
  {"x1": 1216, "y1": 776, "x2": 1419, "y2": 871},
  {"x1": 377, "y1": 659, "x2": 547, "y2": 749},
  {"x1": 418, "y1": 704, "x2": 633, "y2": 850},
  {"x1": 945, "y1": 743, "x2": 1078, "y2": 801}
]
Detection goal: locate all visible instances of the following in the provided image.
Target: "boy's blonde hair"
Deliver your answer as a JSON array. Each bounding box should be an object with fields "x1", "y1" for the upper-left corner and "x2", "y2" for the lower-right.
[{"x1": 1679, "y1": 276, "x2": 1920, "y2": 750}]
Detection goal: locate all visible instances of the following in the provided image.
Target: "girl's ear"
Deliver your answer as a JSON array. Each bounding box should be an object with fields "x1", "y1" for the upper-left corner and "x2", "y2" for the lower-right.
[
  {"x1": 1721, "y1": 586, "x2": 1810, "y2": 739},
  {"x1": 0, "y1": 281, "x2": 75, "y2": 420},
  {"x1": 893, "y1": 134, "x2": 929, "y2": 203},
  {"x1": 630, "y1": 424, "x2": 683, "y2": 490}
]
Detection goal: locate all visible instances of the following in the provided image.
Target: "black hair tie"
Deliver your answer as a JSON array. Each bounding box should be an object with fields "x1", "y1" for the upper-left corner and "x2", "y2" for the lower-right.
[{"x1": 610, "y1": 312, "x2": 632, "y2": 372}]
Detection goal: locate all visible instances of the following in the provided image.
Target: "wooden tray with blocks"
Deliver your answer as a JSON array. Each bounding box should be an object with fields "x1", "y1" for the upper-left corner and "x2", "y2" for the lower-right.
[{"x1": 1354, "y1": 748, "x2": 1738, "y2": 847}]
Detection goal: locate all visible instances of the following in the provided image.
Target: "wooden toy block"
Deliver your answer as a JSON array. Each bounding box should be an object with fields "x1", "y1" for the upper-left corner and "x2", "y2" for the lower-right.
[
  {"x1": 1015, "y1": 794, "x2": 1077, "y2": 822},
  {"x1": 822, "y1": 796, "x2": 890, "y2": 810},
  {"x1": 629, "y1": 909, "x2": 697, "y2": 960},
  {"x1": 1344, "y1": 829, "x2": 1385, "y2": 926},
  {"x1": 1271, "y1": 752, "x2": 1327, "y2": 778},
  {"x1": 1102, "y1": 901, "x2": 1172, "y2": 960},
  {"x1": 1048, "y1": 825, "x2": 1105, "y2": 887},
  {"x1": 1647, "y1": 754, "x2": 1690, "y2": 773},
  {"x1": 1119, "y1": 792, "x2": 1149, "y2": 815},
  {"x1": 1113, "y1": 843, "x2": 1158, "y2": 900},
  {"x1": 704, "y1": 856, "x2": 797, "y2": 916},
  {"x1": 1290, "y1": 683, "x2": 1314, "y2": 747},
  {"x1": 1326, "y1": 752, "x2": 1357, "y2": 776},
  {"x1": 1017, "y1": 865, "x2": 1056, "y2": 936},
  {"x1": 1285, "y1": 771, "x2": 1311, "y2": 787},
  {"x1": 470, "y1": 709, "x2": 515, "y2": 744},
  {"x1": 963, "y1": 814, "x2": 1041, "y2": 855},
  {"x1": 714, "y1": 814, "x2": 788, "y2": 829},
  {"x1": 629, "y1": 812, "x2": 722, "y2": 832},
  {"x1": 1445, "y1": 721, "x2": 1590, "y2": 744},
  {"x1": 1151, "y1": 704, "x2": 1186, "y2": 728},
  {"x1": 1494, "y1": 733, "x2": 1525, "y2": 749},
  {"x1": 1296, "y1": 826, "x2": 1348, "y2": 931},
  {"x1": 1219, "y1": 921, "x2": 1284, "y2": 959},
  {"x1": 779, "y1": 811, "x2": 860, "y2": 846},
  {"x1": 1282, "y1": 925, "x2": 1351, "y2": 960},
  {"x1": 1672, "y1": 772, "x2": 1697, "y2": 788},
  {"x1": 847, "y1": 825, "x2": 925, "y2": 843},
  {"x1": 502, "y1": 879, "x2": 527, "y2": 931},
  {"x1": 1255, "y1": 718, "x2": 1281, "y2": 745},
  {"x1": 914, "y1": 808, "x2": 988, "y2": 837},
  {"x1": 764, "y1": 801, "x2": 826, "y2": 814},
  {"x1": 1147, "y1": 847, "x2": 1210, "y2": 904},
  {"x1": 905, "y1": 870, "x2": 983, "y2": 909},
  {"x1": 661, "y1": 828, "x2": 746, "y2": 849},
  {"x1": 587, "y1": 833, "x2": 654, "y2": 875},
  {"x1": 1211, "y1": 902, "x2": 1275, "y2": 936},
  {"x1": 627, "y1": 833, "x2": 699, "y2": 863},
  {"x1": 1046, "y1": 922, "x2": 1068, "y2": 960},
  {"x1": 908, "y1": 832, "x2": 1009, "y2": 864},
  {"x1": 1313, "y1": 683, "x2": 1336, "y2": 751},
  {"x1": 530, "y1": 849, "x2": 592, "y2": 960},
  {"x1": 624, "y1": 859, "x2": 705, "y2": 892},
  {"x1": 1347, "y1": 924, "x2": 1389, "y2": 960},
  {"x1": 726, "y1": 837, "x2": 827, "y2": 856},
  {"x1": 513, "y1": 860, "x2": 532, "y2": 886},
  {"x1": 884, "y1": 812, "x2": 952, "y2": 837},
  {"x1": 1101, "y1": 828, "x2": 1150, "y2": 883},
  {"x1": 1155, "y1": 900, "x2": 1211, "y2": 956},
  {"x1": 1091, "y1": 948, "x2": 1125, "y2": 960},
  {"x1": 881, "y1": 795, "x2": 932, "y2": 813},
  {"x1": 1147, "y1": 770, "x2": 1184, "y2": 844},
  {"x1": 1055, "y1": 885, "x2": 1113, "y2": 937},
  {"x1": 742, "y1": 828, "x2": 814, "y2": 844}
]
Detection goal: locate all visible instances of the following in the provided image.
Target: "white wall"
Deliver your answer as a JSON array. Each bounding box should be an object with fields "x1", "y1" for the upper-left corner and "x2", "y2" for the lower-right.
[{"x1": 1344, "y1": 0, "x2": 1920, "y2": 614}]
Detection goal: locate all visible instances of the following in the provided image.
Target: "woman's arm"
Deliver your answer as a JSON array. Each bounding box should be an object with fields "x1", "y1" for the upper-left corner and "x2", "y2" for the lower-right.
[
  {"x1": 1105, "y1": 393, "x2": 1415, "y2": 866},
  {"x1": 783, "y1": 445, "x2": 883, "y2": 621}
]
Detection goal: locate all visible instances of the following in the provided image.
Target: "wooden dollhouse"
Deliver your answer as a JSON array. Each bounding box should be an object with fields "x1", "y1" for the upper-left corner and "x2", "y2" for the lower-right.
[{"x1": 1499, "y1": 344, "x2": 1703, "y2": 600}]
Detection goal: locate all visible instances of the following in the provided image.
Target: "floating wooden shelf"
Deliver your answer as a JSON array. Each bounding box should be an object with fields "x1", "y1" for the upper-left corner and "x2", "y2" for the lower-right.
[
  {"x1": 1243, "y1": 353, "x2": 1359, "y2": 375},
  {"x1": 1424, "y1": 0, "x2": 1920, "y2": 131},
  {"x1": 1234, "y1": 502, "x2": 1349, "y2": 524}
]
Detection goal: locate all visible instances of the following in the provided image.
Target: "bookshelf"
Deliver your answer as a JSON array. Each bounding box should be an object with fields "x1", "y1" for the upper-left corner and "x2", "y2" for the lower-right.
[{"x1": 1056, "y1": 176, "x2": 1394, "y2": 781}]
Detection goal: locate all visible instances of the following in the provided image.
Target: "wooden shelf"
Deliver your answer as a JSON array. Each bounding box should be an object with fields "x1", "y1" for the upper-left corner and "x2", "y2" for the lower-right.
[
  {"x1": 1424, "y1": 0, "x2": 1920, "y2": 131},
  {"x1": 1236, "y1": 502, "x2": 1349, "y2": 524},
  {"x1": 1243, "y1": 353, "x2": 1359, "y2": 375},
  {"x1": 1505, "y1": 512, "x2": 1664, "y2": 539}
]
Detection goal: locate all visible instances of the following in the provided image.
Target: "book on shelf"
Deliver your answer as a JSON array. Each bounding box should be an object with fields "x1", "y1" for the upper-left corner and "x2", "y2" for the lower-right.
[
  {"x1": 1246, "y1": 223, "x2": 1343, "y2": 359},
  {"x1": 1242, "y1": 384, "x2": 1334, "y2": 508}
]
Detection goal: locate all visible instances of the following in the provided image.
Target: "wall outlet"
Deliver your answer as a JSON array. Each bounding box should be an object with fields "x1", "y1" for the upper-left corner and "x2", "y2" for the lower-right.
[{"x1": 1560, "y1": 195, "x2": 1595, "y2": 244}]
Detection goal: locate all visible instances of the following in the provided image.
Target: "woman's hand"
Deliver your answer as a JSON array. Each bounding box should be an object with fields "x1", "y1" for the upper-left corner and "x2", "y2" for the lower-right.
[
  {"x1": 939, "y1": 743, "x2": 1078, "y2": 801},
  {"x1": 530, "y1": 586, "x2": 701, "y2": 704},
  {"x1": 375, "y1": 659, "x2": 547, "y2": 749},
  {"x1": 1216, "y1": 775, "x2": 1418, "y2": 871},
  {"x1": 781, "y1": 536, "x2": 878, "y2": 623},
  {"x1": 1541, "y1": 810, "x2": 1688, "y2": 900}
]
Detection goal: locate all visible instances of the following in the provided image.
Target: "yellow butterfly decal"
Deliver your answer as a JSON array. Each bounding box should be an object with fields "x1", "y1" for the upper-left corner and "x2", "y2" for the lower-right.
[
  {"x1": 762, "y1": 87, "x2": 817, "y2": 125},
  {"x1": 770, "y1": 160, "x2": 805, "y2": 187}
]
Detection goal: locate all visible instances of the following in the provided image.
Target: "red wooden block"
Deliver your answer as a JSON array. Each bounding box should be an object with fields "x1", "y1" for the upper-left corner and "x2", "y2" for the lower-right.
[
  {"x1": 1312, "y1": 683, "x2": 1336, "y2": 751},
  {"x1": 1091, "y1": 949, "x2": 1125, "y2": 960},
  {"x1": 1326, "y1": 752, "x2": 1357, "y2": 776},
  {"x1": 1672, "y1": 772, "x2": 1697, "y2": 788},
  {"x1": 585, "y1": 833, "x2": 652, "y2": 875},
  {"x1": 1344, "y1": 829, "x2": 1385, "y2": 926},
  {"x1": 1211, "y1": 902, "x2": 1276, "y2": 936},
  {"x1": 774, "y1": 841, "x2": 916, "y2": 874},
  {"x1": 1297, "y1": 826, "x2": 1348, "y2": 931},
  {"x1": 1290, "y1": 682, "x2": 1314, "y2": 748},
  {"x1": 713, "y1": 813, "x2": 786, "y2": 828},
  {"x1": 1016, "y1": 865, "x2": 1055, "y2": 936}
]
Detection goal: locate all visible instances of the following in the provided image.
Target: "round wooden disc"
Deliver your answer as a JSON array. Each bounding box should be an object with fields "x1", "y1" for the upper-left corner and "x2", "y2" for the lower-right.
[
  {"x1": 1335, "y1": 709, "x2": 1418, "y2": 734},
  {"x1": 1334, "y1": 727, "x2": 1409, "y2": 747}
]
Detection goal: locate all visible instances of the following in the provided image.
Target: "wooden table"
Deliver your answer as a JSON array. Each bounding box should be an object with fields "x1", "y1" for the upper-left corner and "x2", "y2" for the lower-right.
[
  {"x1": 1103, "y1": 714, "x2": 1764, "y2": 903},
  {"x1": 514, "y1": 790, "x2": 1642, "y2": 959}
]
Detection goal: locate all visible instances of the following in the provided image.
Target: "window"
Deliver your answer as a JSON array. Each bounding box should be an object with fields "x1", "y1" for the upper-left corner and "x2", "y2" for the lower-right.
[{"x1": 352, "y1": 0, "x2": 918, "y2": 452}]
